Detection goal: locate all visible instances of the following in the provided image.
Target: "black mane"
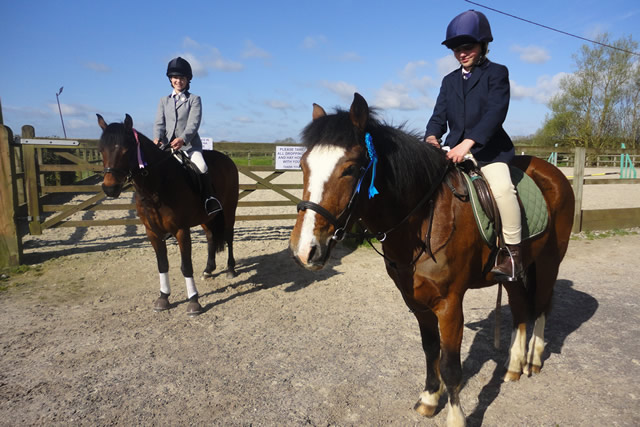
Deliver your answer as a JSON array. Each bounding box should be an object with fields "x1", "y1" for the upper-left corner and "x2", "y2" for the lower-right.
[{"x1": 301, "y1": 108, "x2": 449, "y2": 206}]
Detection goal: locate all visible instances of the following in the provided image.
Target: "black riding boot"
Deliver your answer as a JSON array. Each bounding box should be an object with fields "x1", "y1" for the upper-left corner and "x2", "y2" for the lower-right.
[
  {"x1": 491, "y1": 243, "x2": 523, "y2": 281},
  {"x1": 199, "y1": 172, "x2": 222, "y2": 215}
]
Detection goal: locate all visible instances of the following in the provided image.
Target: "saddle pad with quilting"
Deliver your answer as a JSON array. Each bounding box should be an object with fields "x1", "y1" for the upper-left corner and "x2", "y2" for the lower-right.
[{"x1": 462, "y1": 167, "x2": 549, "y2": 247}]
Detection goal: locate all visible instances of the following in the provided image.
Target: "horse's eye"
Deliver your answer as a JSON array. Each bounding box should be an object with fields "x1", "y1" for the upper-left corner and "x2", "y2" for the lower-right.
[{"x1": 342, "y1": 165, "x2": 358, "y2": 177}]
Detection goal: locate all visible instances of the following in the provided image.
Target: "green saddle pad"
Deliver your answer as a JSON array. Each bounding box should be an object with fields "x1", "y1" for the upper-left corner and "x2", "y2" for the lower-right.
[{"x1": 462, "y1": 167, "x2": 548, "y2": 247}]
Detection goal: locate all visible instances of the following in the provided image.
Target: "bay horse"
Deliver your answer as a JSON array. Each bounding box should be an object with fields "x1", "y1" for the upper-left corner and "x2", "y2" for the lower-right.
[
  {"x1": 97, "y1": 114, "x2": 238, "y2": 316},
  {"x1": 289, "y1": 93, "x2": 574, "y2": 426}
]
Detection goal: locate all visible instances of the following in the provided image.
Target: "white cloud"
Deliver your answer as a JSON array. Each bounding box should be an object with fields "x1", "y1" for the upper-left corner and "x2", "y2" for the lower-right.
[
  {"x1": 436, "y1": 55, "x2": 460, "y2": 77},
  {"x1": 243, "y1": 40, "x2": 271, "y2": 59},
  {"x1": 335, "y1": 51, "x2": 362, "y2": 62},
  {"x1": 401, "y1": 60, "x2": 428, "y2": 79},
  {"x1": 511, "y1": 44, "x2": 551, "y2": 64},
  {"x1": 265, "y1": 99, "x2": 293, "y2": 111},
  {"x1": 302, "y1": 35, "x2": 327, "y2": 49},
  {"x1": 177, "y1": 39, "x2": 244, "y2": 75},
  {"x1": 373, "y1": 83, "x2": 423, "y2": 110},
  {"x1": 233, "y1": 116, "x2": 254, "y2": 123},
  {"x1": 510, "y1": 72, "x2": 568, "y2": 103},
  {"x1": 182, "y1": 37, "x2": 200, "y2": 49},
  {"x1": 320, "y1": 80, "x2": 358, "y2": 102},
  {"x1": 49, "y1": 103, "x2": 95, "y2": 117},
  {"x1": 84, "y1": 62, "x2": 111, "y2": 73}
]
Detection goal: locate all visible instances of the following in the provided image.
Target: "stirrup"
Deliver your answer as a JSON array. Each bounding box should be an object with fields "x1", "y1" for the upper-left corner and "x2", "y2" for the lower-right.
[
  {"x1": 492, "y1": 246, "x2": 520, "y2": 282},
  {"x1": 204, "y1": 197, "x2": 223, "y2": 215}
]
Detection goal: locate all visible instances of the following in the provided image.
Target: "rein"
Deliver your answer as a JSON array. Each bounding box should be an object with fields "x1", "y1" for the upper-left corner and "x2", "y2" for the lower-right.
[{"x1": 102, "y1": 129, "x2": 173, "y2": 181}]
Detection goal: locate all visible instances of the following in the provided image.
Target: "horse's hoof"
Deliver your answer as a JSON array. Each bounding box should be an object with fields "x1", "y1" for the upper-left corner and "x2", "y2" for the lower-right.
[
  {"x1": 523, "y1": 364, "x2": 541, "y2": 376},
  {"x1": 186, "y1": 297, "x2": 203, "y2": 317},
  {"x1": 414, "y1": 401, "x2": 438, "y2": 418},
  {"x1": 153, "y1": 293, "x2": 171, "y2": 312},
  {"x1": 504, "y1": 370, "x2": 522, "y2": 382},
  {"x1": 226, "y1": 269, "x2": 237, "y2": 278},
  {"x1": 202, "y1": 271, "x2": 214, "y2": 279}
]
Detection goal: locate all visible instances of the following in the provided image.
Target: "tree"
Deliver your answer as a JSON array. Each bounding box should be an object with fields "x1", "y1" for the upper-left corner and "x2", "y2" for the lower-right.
[{"x1": 536, "y1": 34, "x2": 639, "y2": 150}]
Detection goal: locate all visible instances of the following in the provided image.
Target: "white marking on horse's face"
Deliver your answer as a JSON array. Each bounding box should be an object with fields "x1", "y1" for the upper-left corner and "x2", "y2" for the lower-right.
[{"x1": 296, "y1": 145, "x2": 346, "y2": 260}]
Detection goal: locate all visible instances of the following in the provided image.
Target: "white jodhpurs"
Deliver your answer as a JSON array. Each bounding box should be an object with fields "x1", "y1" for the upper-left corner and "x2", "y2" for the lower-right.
[
  {"x1": 188, "y1": 150, "x2": 208, "y2": 174},
  {"x1": 481, "y1": 162, "x2": 521, "y2": 245}
]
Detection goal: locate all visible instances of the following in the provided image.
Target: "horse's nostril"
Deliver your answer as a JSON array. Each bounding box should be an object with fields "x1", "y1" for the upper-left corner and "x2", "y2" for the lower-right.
[{"x1": 308, "y1": 245, "x2": 318, "y2": 262}]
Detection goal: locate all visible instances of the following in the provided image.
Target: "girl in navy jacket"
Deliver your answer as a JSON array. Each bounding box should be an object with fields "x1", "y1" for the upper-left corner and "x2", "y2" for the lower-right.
[{"x1": 425, "y1": 10, "x2": 522, "y2": 280}]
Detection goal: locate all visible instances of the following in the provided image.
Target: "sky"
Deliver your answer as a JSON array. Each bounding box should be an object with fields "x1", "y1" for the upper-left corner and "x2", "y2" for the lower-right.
[{"x1": 2, "y1": 0, "x2": 639, "y2": 143}]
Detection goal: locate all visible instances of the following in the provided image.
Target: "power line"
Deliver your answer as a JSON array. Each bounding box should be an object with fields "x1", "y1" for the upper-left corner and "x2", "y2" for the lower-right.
[{"x1": 463, "y1": 0, "x2": 640, "y2": 57}]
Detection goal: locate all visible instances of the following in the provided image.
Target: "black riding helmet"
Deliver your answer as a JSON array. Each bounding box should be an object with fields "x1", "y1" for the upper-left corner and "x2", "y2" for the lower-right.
[
  {"x1": 166, "y1": 57, "x2": 193, "y2": 80},
  {"x1": 442, "y1": 10, "x2": 493, "y2": 49}
]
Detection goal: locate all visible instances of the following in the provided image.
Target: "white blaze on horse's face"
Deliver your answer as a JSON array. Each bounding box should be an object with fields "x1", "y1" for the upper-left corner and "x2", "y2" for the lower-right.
[{"x1": 295, "y1": 145, "x2": 347, "y2": 263}]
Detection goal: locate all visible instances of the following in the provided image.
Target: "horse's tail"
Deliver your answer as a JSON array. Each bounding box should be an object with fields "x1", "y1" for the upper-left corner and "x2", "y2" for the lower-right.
[{"x1": 211, "y1": 211, "x2": 226, "y2": 253}]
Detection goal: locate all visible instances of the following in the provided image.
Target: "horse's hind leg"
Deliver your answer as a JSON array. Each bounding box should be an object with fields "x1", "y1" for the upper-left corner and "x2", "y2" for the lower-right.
[
  {"x1": 524, "y1": 261, "x2": 557, "y2": 375},
  {"x1": 413, "y1": 310, "x2": 444, "y2": 417},
  {"x1": 202, "y1": 226, "x2": 217, "y2": 278},
  {"x1": 224, "y1": 226, "x2": 236, "y2": 278}
]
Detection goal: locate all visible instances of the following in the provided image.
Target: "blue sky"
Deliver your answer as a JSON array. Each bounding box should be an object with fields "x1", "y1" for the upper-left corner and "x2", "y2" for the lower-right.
[{"x1": 2, "y1": 0, "x2": 638, "y2": 143}]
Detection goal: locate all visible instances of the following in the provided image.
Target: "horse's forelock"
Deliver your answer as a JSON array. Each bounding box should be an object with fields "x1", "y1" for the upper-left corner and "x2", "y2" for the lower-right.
[{"x1": 98, "y1": 122, "x2": 134, "y2": 151}]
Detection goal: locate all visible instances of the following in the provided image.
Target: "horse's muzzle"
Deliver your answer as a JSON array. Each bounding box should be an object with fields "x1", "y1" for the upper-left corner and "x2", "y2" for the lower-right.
[{"x1": 102, "y1": 183, "x2": 123, "y2": 198}]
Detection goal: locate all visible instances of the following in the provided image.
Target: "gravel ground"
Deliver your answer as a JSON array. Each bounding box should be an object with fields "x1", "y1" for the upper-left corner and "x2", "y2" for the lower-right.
[{"x1": 1, "y1": 168, "x2": 639, "y2": 426}]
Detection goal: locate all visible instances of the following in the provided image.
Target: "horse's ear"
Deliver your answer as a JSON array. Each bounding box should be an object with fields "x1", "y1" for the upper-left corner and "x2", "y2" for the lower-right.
[
  {"x1": 312, "y1": 103, "x2": 326, "y2": 120},
  {"x1": 124, "y1": 114, "x2": 133, "y2": 131},
  {"x1": 349, "y1": 92, "x2": 369, "y2": 131},
  {"x1": 97, "y1": 114, "x2": 108, "y2": 130}
]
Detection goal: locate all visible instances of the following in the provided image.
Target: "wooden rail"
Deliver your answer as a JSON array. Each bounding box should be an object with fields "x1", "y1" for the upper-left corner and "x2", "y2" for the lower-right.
[{"x1": 1, "y1": 129, "x2": 639, "y2": 267}]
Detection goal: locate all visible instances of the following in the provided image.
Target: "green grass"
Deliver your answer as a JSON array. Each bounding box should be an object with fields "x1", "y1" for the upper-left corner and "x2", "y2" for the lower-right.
[
  {"x1": 571, "y1": 228, "x2": 639, "y2": 240},
  {"x1": 231, "y1": 156, "x2": 274, "y2": 166}
]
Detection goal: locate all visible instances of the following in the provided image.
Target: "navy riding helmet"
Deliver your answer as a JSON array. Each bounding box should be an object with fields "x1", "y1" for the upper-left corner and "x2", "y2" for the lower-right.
[
  {"x1": 166, "y1": 57, "x2": 193, "y2": 80},
  {"x1": 442, "y1": 10, "x2": 493, "y2": 49}
]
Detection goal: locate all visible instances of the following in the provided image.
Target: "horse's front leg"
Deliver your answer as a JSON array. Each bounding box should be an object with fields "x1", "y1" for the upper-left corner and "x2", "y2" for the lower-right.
[
  {"x1": 146, "y1": 231, "x2": 172, "y2": 311},
  {"x1": 413, "y1": 309, "x2": 445, "y2": 418},
  {"x1": 435, "y1": 294, "x2": 466, "y2": 427},
  {"x1": 503, "y1": 282, "x2": 529, "y2": 381},
  {"x1": 175, "y1": 228, "x2": 203, "y2": 316}
]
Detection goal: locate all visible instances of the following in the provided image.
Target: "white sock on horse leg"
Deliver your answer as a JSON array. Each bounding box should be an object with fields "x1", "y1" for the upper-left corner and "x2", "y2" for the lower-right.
[
  {"x1": 159, "y1": 272, "x2": 171, "y2": 295},
  {"x1": 185, "y1": 277, "x2": 198, "y2": 299}
]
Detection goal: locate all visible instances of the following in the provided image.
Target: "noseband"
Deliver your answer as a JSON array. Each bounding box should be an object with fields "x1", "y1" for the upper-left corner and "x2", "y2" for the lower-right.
[{"x1": 296, "y1": 163, "x2": 368, "y2": 241}]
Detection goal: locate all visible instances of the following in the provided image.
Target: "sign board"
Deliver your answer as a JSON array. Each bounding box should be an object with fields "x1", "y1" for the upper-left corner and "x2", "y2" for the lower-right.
[
  {"x1": 275, "y1": 145, "x2": 306, "y2": 170},
  {"x1": 201, "y1": 137, "x2": 214, "y2": 151}
]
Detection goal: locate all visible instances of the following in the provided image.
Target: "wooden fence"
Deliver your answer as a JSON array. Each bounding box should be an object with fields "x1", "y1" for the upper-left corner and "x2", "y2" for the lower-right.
[{"x1": 1, "y1": 126, "x2": 639, "y2": 267}]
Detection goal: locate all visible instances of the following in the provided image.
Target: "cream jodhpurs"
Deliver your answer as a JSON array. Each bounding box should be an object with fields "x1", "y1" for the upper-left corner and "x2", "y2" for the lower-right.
[
  {"x1": 188, "y1": 150, "x2": 208, "y2": 174},
  {"x1": 480, "y1": 162, "x2": 521, "y2": 245}
]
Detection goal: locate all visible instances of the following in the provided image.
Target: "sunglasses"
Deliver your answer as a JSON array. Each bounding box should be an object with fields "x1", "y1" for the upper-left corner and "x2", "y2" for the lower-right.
[{"x1": 452, "y1": 43, "x2": 478, "y2": 53}]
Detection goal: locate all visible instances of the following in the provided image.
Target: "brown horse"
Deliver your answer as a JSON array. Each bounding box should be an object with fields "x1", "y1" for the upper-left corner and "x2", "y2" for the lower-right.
[
  {"x1": 97, "y1": 114, "x2": 238, "y2": 316},
  {"x1": 289, "y1": 94, "x2": 574, "y2": 426}
]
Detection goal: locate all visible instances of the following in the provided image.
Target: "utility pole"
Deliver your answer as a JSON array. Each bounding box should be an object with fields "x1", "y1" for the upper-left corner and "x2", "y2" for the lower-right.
[{"x1": 55, "y1": 86, "x2": 67, "y2": 138}]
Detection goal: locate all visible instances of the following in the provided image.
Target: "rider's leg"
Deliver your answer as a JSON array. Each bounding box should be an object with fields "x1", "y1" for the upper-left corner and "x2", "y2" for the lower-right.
[
  {"x1": 189, "y1": 150, "x2": 222, "y2": 215},
  {"x1": 482, "y1": 162, "x2": 523, "y2": 280}
]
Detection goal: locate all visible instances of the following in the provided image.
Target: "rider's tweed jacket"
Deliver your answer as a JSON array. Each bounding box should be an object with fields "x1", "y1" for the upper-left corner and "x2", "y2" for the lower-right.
[{"x1": 153, "y1": 90, "x2": 202, "y2": 153}]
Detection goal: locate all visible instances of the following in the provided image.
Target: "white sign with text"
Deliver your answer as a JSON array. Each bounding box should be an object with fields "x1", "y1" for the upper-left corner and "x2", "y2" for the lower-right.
[
  {"x1": 201, "y1": 137, "x2": 214, "y2": 151},
  {"x1": 275, "y1": 145, "x2": 306, "y2": 170}
]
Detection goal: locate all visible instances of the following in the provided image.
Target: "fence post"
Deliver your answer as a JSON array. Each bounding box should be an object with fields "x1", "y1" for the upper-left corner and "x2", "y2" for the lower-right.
[
  {"x1": 21, "y1": 125, "x2": 42, "y2": 235},
  {"x1": 572, "y1": 147, "x2": 586, "y2": 234},
  {"x1": 0, "y1": 124, "x2": 23, "y2": 267}
]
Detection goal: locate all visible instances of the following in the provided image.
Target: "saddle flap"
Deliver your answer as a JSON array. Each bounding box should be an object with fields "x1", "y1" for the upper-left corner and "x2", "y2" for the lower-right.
[{"x1": 461, "y1": 166, "x2": 549, "y2": 247}]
